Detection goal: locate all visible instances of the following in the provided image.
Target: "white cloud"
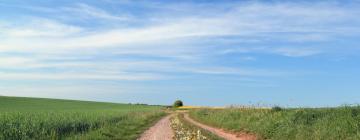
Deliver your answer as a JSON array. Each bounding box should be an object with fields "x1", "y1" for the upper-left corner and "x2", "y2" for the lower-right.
[
  {"x1": 0, "y1": 1, "x2": 358, "y2": 82},
  {"x1": 273, "y1": 47, "x2": 321, "y2": 57},
  {"x1": 221, "y1": 46, "x2": 321, "y2": 57},
  {"x1": 2, "y1": 1, "x2": 358, "y2": 51},
  {"x1": 183, "y1": 67, "x2": 290, "y2": 77},
  {"x1": 0, "y1": 56, "x2": 32, "y2": 67},
  {"x1": 62, "y1": 3, "x2": 131, "y2": 20},
  {"x1": 0, "y1": 72, "x2": 165, "y2": 81},
  {"x1": 1, "y1": 18, "x2": 82, "y2": 37}
]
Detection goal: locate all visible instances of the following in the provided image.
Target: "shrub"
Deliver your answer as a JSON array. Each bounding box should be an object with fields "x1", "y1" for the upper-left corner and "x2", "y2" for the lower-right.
[
  {"x1": 272, "y1": 106, "x2": 282, "y2": 112},
  {"x1": 173, "y1": 100, "x2": 183, "y2": 108}
]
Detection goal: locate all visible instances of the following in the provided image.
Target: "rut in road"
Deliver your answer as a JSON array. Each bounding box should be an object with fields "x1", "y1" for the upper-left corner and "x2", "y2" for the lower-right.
[
  {"x1": 183, "y1": 113, "x2": 257, "y2": 140},
  {"x1": 138, "y1": 115, "x2": 174, "y2": 140}
]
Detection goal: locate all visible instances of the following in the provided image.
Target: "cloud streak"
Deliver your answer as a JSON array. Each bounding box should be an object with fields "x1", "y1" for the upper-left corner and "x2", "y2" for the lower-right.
[
  {"x1": 0, "y1": 1, "x2": 359, "y2": 82},
  {"x1": 62, "y1": 3, "x2": 132, "y2": 20}
]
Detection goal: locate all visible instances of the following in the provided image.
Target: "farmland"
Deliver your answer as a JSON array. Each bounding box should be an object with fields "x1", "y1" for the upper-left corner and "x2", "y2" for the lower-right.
[
  {"x1": 3, "y1": 96, "x2": 360, "y2": 140},
  {"x1": 0, "y1": 96, "x2": 165, "y2": 140},
  {"x1": 189, "y1": 107, "x2": 360, "y2": 140}
]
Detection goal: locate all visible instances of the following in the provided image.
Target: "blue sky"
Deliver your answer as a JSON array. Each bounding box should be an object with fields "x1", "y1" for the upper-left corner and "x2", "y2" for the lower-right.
[{"x1": 1, "y1": 0, "x2": 360, "y2": 107}]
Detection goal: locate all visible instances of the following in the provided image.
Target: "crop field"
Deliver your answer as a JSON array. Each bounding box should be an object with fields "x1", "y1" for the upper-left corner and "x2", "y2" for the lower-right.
[
  {"x1": 0, "y1": 96, "x2": 165, "y2": 140},
  {"x1": 3, "y1": 96, "x2": 360, "y2": 140},
  {"x1": 190, "y1": 107, "x2": 360, "y2": 140}
]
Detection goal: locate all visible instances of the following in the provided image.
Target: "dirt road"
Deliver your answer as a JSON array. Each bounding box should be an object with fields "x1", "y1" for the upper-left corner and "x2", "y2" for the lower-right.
[
  {"x1": 137, "y1": 115, "x2": 174, "y2": 140},
  {"x1": 183, "y1": 114, "x2": 257, "y2": 140}
]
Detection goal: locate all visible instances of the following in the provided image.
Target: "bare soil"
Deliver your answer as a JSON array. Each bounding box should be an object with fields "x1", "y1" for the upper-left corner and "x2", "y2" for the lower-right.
[
  {"x1": 138, "y1": 113, "x2": 257, "y2": 140},
  {"x1": 183, "y1": 113, "x2": 257, "y2": 140},
  {"x1": 137, "y1": 115, "x2": 174, "y2": 140}
]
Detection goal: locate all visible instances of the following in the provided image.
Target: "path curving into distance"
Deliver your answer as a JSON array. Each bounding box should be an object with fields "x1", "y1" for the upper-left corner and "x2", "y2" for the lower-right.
[
  {"x1": 138, "y1": 115, "x2": 174, "y2": 140},
  {"x1": 183, "y1": 113, "x2": 257, "y2": 140}
]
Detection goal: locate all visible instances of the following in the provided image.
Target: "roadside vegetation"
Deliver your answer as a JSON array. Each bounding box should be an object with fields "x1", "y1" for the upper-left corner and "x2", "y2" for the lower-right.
[
  {"x1": 190, "y1": 106, "x2": 360, "y2": 140},
  {"x1": 170, "y1": 113, "x2": 223, "y2": 140},
  {"x1": 0, "y1": 96, "x2": 165, "y2": 140},
  {"x1": 173, "y1": 100, "x2": 184, "y2": 108}
]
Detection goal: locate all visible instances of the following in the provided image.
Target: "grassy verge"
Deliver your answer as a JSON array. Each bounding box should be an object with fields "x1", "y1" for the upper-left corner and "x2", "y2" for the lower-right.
[
  {"x1": 67, "y1": 111, "x2": 165, "y2": 140},
  {"x1": 190, "y1": 107, "x2": 360, "y2": 140},
  {"x1": 0, "y1": 96, "x2": 165, "y2": 140},
  {"x1": 170, "y1": 113, "x2": 224, "y2": 140}
]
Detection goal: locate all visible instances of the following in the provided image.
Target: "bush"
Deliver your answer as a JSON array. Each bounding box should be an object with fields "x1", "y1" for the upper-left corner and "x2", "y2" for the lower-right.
[
  {"x1": 173, "y1": 100, "x2": 183, "y2": 108},
  {"x1": 272, "y1": 106, "x2": 282, "y2": 112}
]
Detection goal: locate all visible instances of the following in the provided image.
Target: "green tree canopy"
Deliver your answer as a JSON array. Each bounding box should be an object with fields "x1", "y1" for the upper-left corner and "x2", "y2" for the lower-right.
[{"x1": 173, "y1": 100, "x2": 183, "y2": 107}]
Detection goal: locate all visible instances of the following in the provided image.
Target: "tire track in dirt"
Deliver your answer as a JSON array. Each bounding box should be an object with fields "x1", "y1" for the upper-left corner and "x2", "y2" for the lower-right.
[
  {"x1": 138, "y1": 115, "x2": 174, "y2": 140},
  {"x1": 183, "y1": 113, "x2": 257, "y2": 140}
]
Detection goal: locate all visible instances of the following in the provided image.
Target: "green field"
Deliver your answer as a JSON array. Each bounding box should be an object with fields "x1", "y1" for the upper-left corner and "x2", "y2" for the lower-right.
[
  {"x1": 4, "y1": 96, "x2": 360, "y2": 140},
  {"x1": 190, "y1": 107, "x2": 360, "y2": 140},
  {"x1": 0, "y1": 96, "x2": 165, "y2": 140}
]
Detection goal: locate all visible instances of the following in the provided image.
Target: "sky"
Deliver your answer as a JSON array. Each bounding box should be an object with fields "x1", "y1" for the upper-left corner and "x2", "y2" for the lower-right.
[{"x1": 0, "y1": 0, "x2": 360, "y2": 107}]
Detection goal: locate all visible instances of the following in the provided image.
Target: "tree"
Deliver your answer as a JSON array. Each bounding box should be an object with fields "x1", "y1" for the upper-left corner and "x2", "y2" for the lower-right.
[
  {"x1": 272, "y1": 106, "x2": 282, "y2": 112},
  {"x1": 173, "y1": 100, "x2": 183, "y2": 108}
]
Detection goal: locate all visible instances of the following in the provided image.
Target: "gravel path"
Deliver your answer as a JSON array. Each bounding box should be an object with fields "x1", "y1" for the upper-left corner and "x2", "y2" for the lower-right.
[
  {"x1": 138, "y1": 115, "x2": 174, "y2": 140},
  {"x1": 183, "y1": 114, "x2": 257, "y2": 140}
]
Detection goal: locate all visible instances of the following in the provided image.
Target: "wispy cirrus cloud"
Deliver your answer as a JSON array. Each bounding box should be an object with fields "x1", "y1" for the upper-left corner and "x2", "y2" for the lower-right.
[
  {"x1": 220, "y1": 46, "x2": 321, "y2": 57},
  {"x1": 1, "y1": 1, "x2": 360, "y2": 106},
  {"x1": 1, "y1": 18, "x2": 83, "y2": 37},
  {"x1": 0, "y1": 1, "x2": 359, "y2": 83},
  {"x1": 61, "y1": 3, "x2": 132, "y2": 21},
  {"x1": 0, "y1": 72, "x2": 165, "y2": 81}
]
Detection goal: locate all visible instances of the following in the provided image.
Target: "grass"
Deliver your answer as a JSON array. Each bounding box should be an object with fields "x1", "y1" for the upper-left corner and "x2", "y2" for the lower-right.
[
  {"x1": 170, "y1": 113, "x2": 223, "y2": 140},
  {"x1": 190, "y1": 106, "x2": 360, "y2": 140},
  {"x1": 177, "y1": 106, "x2": 202, "y2": 109},
  {"x1": 0, "y1": 96, "x2": 165, "y2": 140}
]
